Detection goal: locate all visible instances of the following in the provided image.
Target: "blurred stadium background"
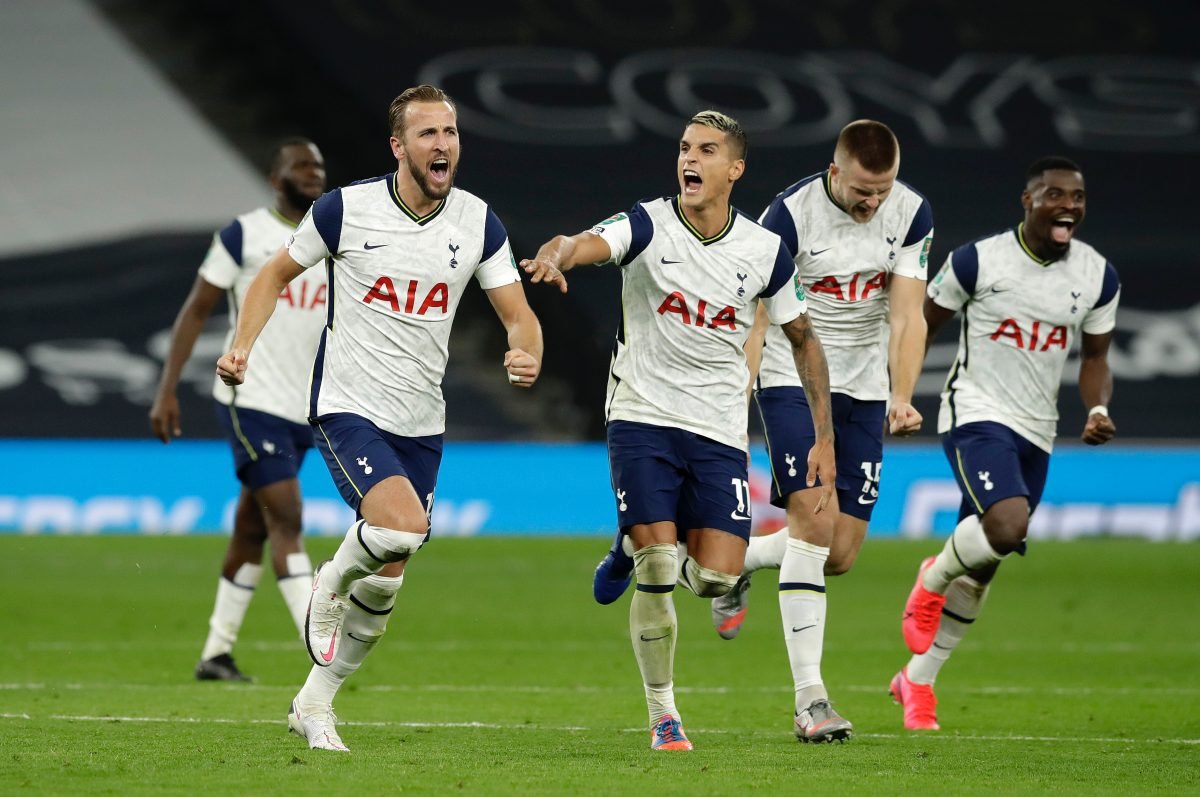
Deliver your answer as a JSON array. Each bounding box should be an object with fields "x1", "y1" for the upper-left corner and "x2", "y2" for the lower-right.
[{"x1": 1, "y1": 0, "x2": 1197, "y2": 540}]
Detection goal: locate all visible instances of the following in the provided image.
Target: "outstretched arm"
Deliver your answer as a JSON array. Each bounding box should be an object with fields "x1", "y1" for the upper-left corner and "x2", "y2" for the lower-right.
[
  {"x1": 1078, "y1": 330, "x2": 1116, "y2": 445},
  {"x1": 215, "y1": 248, "x2": 304, "y2": 386},
  {"x1": 150, "y1": 276, "x2": 224, "y2": 442},
  {"x1": 886, "y1": 274, "x2": 928, "y2": 436},
  {"x1": 781, "y1": 312, "x2": 836, "y2": 513},
  {"x1": 485, "y1": 281, "x2": 544, "y2": 388},
  {"x1": 519, "y1": 232, "x2": 613, "y2": 293}
]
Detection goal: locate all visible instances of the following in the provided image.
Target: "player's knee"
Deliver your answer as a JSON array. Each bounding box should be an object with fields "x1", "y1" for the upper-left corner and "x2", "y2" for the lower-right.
[
  {"x1": 680, "y1": 558, "x2": 740, "y2": 598},
  {"x1": 824, "y1": 556, "x2": 854, "y2": 577},
  {"x1": 359, "y1": 523, "x2": 427, "y2": 563},
  {"x1": 632, "y1": 543, "x2": 678, "y2": 587}
]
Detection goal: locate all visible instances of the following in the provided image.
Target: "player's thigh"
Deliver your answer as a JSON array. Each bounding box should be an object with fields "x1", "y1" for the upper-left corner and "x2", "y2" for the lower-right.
[
  {"x1": 312, "y1": 412, "x2": 441, "y2": 531},
  {"x1": 755, "y1": 386, "x2": 822, "y2": 508},
  {"x1": 684, "y1": 527, "x2": 747, "y2": 575},
  {"x1": 252, "y1": 477, "x2": 304, "y2": 536},
  {"x1": 628, "y1": 520, "x2": 681, "y2": 550},
  {"x1": 833, "y1": 398, "x2": 886, "y2": 521},
  {"x1": 677, "y1": 432, "x2": 753, "y2": 546},
  {"x1": 783, "y1": 487, "x2": 838, "y2": 546},
  {"x1": 215, "y1": 405, "x2": 308, "y2": 491},
  {"x1": 607, "y1": 420, "x2": 686, "y2": 531},
  {"x1": 942, "y1": 421, "x2": 1031, "y2": 515}
]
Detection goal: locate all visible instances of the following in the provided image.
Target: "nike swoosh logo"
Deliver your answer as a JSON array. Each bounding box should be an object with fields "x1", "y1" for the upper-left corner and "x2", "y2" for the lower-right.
[
  {"x1": 990, "y1": 286, "x2": 1006, "y2": 293},
  {"x1": 660, "y1": 257, "x2": 684, "y2": 265},
  {"x1": 730, "y1": 512, "x2": 752, "y2": 521},
  {"x1": 639, "y1": 633, "x2": 670, "y2": 642},
  {"x1": 857, "y1": 495, "x2": 877, "y2": 505},
  {"x1": 346, "y1": 633, "x2": 374, "y2": 643},
  {"x1": 809, "y1": 247, "x2": 831, "y2": 256},
  {"x1": 791, "y1": 624, "x2": 816, "y2": 633},
  {"x1": 364, "y1": 242, "x2": 389, "y2": 250},
  {"x1": 320, "y1": 633, "x2": 337, "y2": 662}
]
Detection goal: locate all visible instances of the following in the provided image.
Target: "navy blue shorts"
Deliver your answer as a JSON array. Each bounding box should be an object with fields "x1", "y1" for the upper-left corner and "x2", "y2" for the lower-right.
[
  {"x1": 607, "y1": 420, "x2": 751, "y2": 540},
  {"x1": 311, "y1": 412, "x2": 443, "y2": 521},
  {"x1": 942, "y1": 421, "x2": 1050, "y2": 521},
  {"x1": 214, "y1": 404, "x2": 314, "y2": 490},
  {"x1": 755, "y1": 387, "x2": 885, "y2": 521}
]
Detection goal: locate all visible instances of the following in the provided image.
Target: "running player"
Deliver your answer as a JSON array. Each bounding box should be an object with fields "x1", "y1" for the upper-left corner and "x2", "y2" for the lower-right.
[
  {"x1": 217, "y1": 85, "x2": 544, "y2": 751},
  {"x1": 890, "y1": 156, "x2": 1119, "y2": 731},
  {"x1": 521, "y1": 110, "x2": 836, "y2": 750},
  {"x1": 710, "y1": 120, "x2": 933, "y2": 741},
  {"x1": 150, "y1": 138, "x2": 328, "y2": 682}
]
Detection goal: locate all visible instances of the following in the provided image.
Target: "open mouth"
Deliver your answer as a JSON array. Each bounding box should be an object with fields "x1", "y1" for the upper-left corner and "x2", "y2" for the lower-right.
[
  {"x1": 682, "y1": 169, "x2": 703, "y2": 195},
  {"x1": 1050, "y1": 214, "x2": 1077, "y2": 245},
  {"x1": 430, "y1": 158, "x2": 450, "y2": 183}
]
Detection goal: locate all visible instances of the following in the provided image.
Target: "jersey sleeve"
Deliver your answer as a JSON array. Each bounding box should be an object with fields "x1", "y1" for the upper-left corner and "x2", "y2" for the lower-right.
[
  {"x1": 287, "y1": 190, "x2": 342, "y2": 268},
  {"x1": 894, "y1": 197, "x2": 934, "y2": 280},
  {"x1": 758, "y1": 197, "x2": 799, "y2": 258},
  {"x1": 760, "y1": 243, "x2": 808, "y2": 325},
  {"x1": 589, "y1": 200, "x2": 656, "y2": 267},
  {"x1": 475, "y1": 207, "x2": 521, "y2": 290},
  {"x1": 1082, "y1": 261, "x2": 1120, "y2": 335},
  {"x1": 196, "y1": 220, "x2": 242, "y2": 289},
  {"x1": 926, "y1": 243, "x2": 976, "y2": 311}
]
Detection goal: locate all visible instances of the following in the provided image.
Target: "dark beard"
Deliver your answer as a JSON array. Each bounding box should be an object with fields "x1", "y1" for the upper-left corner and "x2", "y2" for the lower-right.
[
  {"x1": 280, "y1": 177, "x2": 318, "y2": 213},
  {"x1": 406, "y1": 157, "x2": 455, "y2": 201}
]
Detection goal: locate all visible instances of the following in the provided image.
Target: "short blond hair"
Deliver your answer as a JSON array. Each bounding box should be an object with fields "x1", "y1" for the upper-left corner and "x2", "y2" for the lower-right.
[{"x1": 687, "y1": 110, "x2": 747, "y2": 161}]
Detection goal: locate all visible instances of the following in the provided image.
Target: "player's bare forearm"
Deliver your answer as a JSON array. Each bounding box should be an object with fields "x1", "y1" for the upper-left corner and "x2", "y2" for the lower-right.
[
  {"x1": 922, "y1": 297, "x2": 956, "y2": 354},
  {"x1": 782, "y1": 315, "x2": 833, "y2": 440},
  {"x1": 151, "y1": 277, "x2": 223, "y2": 441},
  {"x1": 888, "y1": 276, "x2": 928, "y2": 404},
  {"x1": 1078, "y1": 331, "x2": 1115, "y2": 445},
  {"x1": 487, "y1": 282, "x2": 544, "y2": 388},
  {"x1": 520, "y1": 232, "x2": 612, "y2": 293},
  {"x1": 216, "y1": 250, "x2": 303, "y2": 385},
  {"x1": 743, "y1": 302, "x2": 769, "y2": 398}
]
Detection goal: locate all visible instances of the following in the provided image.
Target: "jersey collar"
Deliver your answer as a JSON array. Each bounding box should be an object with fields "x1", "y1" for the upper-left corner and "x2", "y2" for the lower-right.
[
  {"x1": 1015, "y1": 223, "x2": 1056, "y2": 266},
  {"x1": 269, "y1": 208, "x2": 299, "y2": 228},
  {"x1": 390, "y1": 171, "x2": 447, "y2": 225},
  {"x1": 671, "y1": 195, "x2": 734, "y2": 245}
]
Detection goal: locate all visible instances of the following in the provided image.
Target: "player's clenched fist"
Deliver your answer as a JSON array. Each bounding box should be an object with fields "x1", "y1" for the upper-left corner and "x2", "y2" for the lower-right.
[{"x1": 216, "y1": 349, "x2": 249, "y2": 386}]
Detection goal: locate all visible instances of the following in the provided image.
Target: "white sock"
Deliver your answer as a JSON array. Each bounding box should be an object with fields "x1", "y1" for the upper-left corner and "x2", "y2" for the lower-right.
[
  {"x1": 779, "y1": 538, "x2": 829, "y2": 710},
  {"x1": 297, "y1": 573, "x2": 404, "y2": 709},
  {"x1": 276, "y1": 550, "x2": 314, "y2": 637},
  {"x1": 923, "y1": 515, "x2": 1004, "y2": 593},
  {"x1": 630, "y1": 543, "x2": 680, "y2": 728},
  {"x1": 199, "y1": 562, "x2": 261, "y2": 661},
  {"x1": 907, "y1": 575, "x2": 990, "y2": 684},
  {"x1": 745, "y1": 529, "x2": 788, "y2": 573},
  {"x1": 327, "y1": 521, "x2": 425, "y2": 595}
]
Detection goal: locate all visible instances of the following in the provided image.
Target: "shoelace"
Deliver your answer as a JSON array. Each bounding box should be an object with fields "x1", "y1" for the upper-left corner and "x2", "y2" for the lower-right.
[
  {"x1": 656, "y1": 717, "x2": 684, "y2": 742},
  {"x1": 914, "y1": 594, "x2": 942, "y2": 632}
]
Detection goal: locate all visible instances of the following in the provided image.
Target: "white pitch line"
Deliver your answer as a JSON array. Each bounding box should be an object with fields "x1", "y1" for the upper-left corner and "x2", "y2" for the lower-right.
[
  {"x1": 3, "y1": 681, "x2": 1199, "y2": 697},
  {"x1": 1, "y1": 713, "x2": 1197, "y2": 745}
]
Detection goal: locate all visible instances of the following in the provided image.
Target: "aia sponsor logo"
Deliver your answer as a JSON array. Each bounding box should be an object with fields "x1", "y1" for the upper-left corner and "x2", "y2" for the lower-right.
[
  {"x1": 989, "y1": 318, "x2": 1068, "y2": 351},
  {"x1": 362, "y1": 277, "x2": 450, "y2": 315},
  {"x1": 809, "y1": 271, "x2": 887, "y2": 301},
  {"x1": 656, "y1": 291, "x2": 737, "y2": 330}
]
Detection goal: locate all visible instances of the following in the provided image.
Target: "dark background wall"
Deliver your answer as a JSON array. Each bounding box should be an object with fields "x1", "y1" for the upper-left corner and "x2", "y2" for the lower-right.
[{"x1": 2, "y1": 0, "x2": 1197, "y2": 440}]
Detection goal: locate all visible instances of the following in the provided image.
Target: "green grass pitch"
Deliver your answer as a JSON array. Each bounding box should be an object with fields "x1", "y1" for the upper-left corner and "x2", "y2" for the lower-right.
[{"x1": 1, "y1": 535, "x2": 1197, "y2": 795}]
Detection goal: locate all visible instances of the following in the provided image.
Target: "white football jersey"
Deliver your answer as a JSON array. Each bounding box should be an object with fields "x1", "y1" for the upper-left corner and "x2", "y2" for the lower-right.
[
  {"x1": 200, "y1": 207, "x2": 326, "y2": 425},
  {"x1": 286, "y1": 174, "x2": 520, "y2": 437},
  {"x1": 587, "y1": 195, "x2": 806, "y2": 452},
  {"x1": 929, "y1": 224, "x2": 1120, "y2": 452},
  {"x1": 756, "y1": 171, "x2": 934, "y2": 399}
]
